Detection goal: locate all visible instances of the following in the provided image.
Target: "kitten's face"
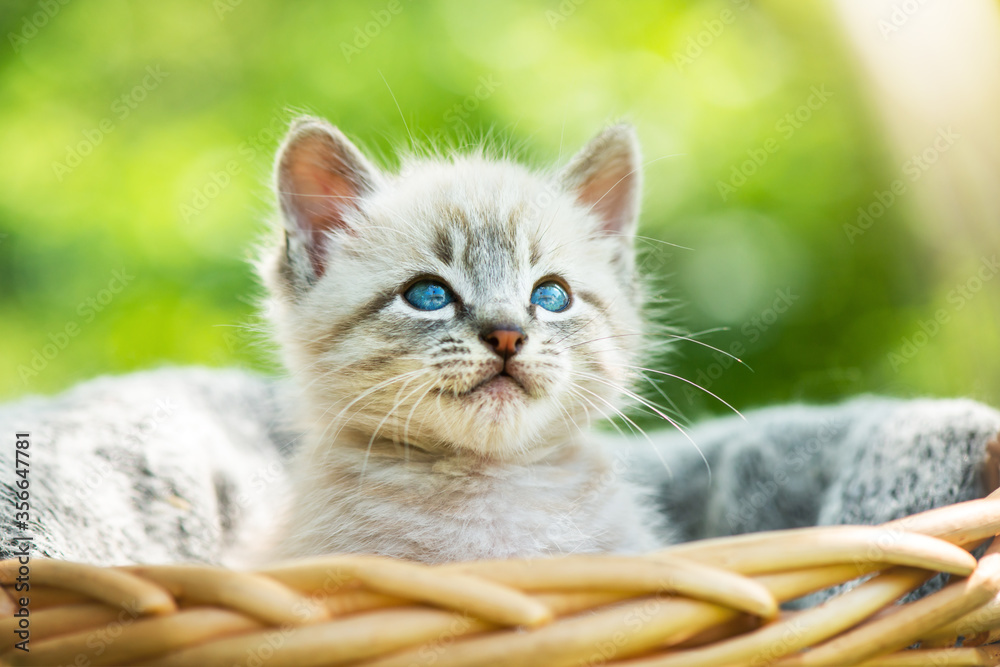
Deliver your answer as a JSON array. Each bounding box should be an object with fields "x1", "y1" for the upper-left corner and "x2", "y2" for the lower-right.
[{"x1": 265, "y1": 119, "x2": 644, "y2": 461}]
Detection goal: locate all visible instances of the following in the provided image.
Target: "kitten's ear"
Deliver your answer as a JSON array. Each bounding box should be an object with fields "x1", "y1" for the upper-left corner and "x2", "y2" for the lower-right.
[
  {"x1": 275, "y1": 117, "x2": 379, "y2": 279},
  {"x1": 559, "y1": 124, "x2": 642, "y2": 238}
]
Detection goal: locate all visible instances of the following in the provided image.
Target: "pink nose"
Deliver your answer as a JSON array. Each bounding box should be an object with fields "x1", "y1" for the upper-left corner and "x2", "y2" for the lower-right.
[{"x1": 482, "y1": 328, "x2": 525, "y2": 359}]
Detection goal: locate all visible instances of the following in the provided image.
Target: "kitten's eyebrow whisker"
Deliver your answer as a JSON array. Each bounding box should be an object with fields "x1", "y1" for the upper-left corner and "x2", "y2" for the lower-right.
[{"x1": 571, "y1": 231, "x2": 692, "y2": 252}]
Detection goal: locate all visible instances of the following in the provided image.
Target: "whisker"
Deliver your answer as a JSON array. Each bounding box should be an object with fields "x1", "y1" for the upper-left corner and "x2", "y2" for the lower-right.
[
  {"x1": 379, "y1": 69, "x2": 415, "y2": 150},
  {"x1": 632, "y1": 370, "x2": 689, "y2": 425},
  {"x1": 401, "y1": 381, "x2": 439, "y2": 448},
  {"x1": 605, "y1": 362, "x2": 745, "y2": 421},
  {"x1": 565, "y1": 385, "x2": 628, "y2": 438},
  {"x1": 569, "y1": 370, "x2": 711, "y2": 482},
  {"x1": 361, "y1": 377, "x2": 433, "y2": 479},
  {"x1": 553, "y1": 390, "x2": 591, "y2": 436},
  {"x1": 633, "y1": 234, "x2": 693, "y2": 251},
  {"x1": 568, "y1": 382, "x2": 676, "y2": 479},
  {"x1": 570, "y1": 382, "x2": 652, "y2": 444},
  {"x1": 559, "y1": 331, "x2": 750, "y2": 370},
  {"x1": 312, "y1": 369, "x2": 427, "y2": 453},
  {"x1": 557, "y1": 332, "x2": 645, "y2": 353}
]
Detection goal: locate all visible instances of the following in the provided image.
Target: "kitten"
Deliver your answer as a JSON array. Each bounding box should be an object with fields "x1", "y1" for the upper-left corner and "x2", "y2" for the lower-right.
[
  {"x1": 263, "y1": 118, "x2": 667, "y2": 561},
  {"x1": 2, "y1": 118, "x2": 998, "y2": 575}
]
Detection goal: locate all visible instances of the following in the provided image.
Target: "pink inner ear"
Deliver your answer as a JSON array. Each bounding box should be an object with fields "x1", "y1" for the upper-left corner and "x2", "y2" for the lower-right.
[
  {"x1": 576, "y1": 160, "x2": 638, "y2": 236},
  {"x1": 280, "y1": 136, "x2": 365, "y2": 277}
]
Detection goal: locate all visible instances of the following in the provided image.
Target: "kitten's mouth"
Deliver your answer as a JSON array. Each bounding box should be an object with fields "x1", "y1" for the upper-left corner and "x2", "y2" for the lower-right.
[{"x1": 468, "y1": 371, "x2": 526, "y2": 398}]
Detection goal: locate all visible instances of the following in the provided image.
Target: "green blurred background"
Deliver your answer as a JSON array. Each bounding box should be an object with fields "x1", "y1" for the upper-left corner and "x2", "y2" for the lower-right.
[{"x1": 2, "y1": 0, "x2": 998, "y2": 422}]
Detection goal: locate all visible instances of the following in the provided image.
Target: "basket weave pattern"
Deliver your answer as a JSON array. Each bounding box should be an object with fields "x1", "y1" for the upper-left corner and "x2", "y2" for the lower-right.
[{"x1": 4, "y1": 495, "x2": 1000, "y2": 666}]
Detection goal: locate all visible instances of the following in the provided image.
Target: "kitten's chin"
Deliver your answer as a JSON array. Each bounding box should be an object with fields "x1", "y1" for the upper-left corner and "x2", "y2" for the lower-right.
[
  {"x1": 461, "y1": 374, "x2": 529, "y2": 427},
  {"x1": 421, "y1": 373, "x2": 550, "y2": 459},
  {"x1": 469, "y1": 374, "x2": 525, "y2": 400}
]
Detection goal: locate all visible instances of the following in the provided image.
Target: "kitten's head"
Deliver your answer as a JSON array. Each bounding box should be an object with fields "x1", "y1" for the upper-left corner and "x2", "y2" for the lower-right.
[{"x1": 263, "y1": 117, "x2": 646, "y2": 461}]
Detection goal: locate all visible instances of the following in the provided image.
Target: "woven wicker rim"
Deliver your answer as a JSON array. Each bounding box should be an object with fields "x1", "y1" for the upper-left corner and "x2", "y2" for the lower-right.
[{"x1": 4, "y1": 492, "x2": 1000, "y2": 666}]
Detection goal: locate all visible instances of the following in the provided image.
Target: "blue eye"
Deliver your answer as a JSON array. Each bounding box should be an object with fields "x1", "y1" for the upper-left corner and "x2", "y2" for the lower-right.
[
  {"x1": 531, "y1": 281, "x2": 570, "y2": 312},
  {"x1": 404, "y1": 280, "x2": 454, "y2": 311}
]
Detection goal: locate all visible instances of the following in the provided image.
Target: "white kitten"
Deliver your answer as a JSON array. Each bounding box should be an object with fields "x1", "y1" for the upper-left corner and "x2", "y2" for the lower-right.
[
  {"x1": 263, "y1": 117, "x2": 667, "y2": 561},
  {"x1": 3, "y1": 118, "x2": 997, "y2": 575}
]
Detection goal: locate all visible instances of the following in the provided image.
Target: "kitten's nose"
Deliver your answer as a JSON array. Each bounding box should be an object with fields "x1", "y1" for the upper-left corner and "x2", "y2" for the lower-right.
[{"x1": 481, "y1": 326, "x2": 526, "y2": 360}]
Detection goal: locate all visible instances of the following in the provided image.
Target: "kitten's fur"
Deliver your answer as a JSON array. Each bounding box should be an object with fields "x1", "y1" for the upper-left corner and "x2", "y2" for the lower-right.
[{"x1": 1, "y1": 119, "x2": 998, "y2": 573}]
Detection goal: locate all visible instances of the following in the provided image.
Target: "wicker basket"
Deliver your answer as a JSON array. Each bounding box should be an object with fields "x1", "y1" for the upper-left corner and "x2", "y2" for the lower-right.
[{"x1": 4, "y1": 493, "x2": 1000, "y2": 667}]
